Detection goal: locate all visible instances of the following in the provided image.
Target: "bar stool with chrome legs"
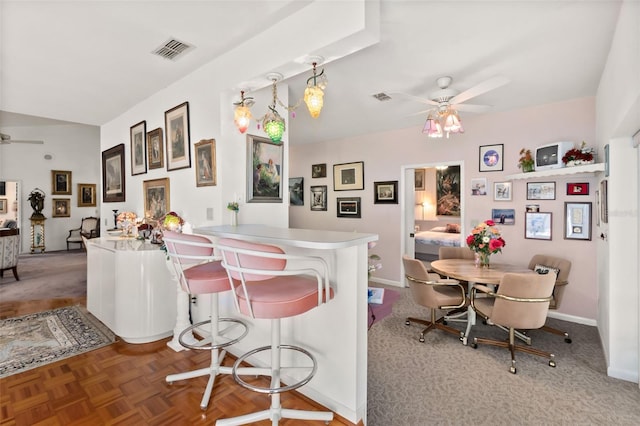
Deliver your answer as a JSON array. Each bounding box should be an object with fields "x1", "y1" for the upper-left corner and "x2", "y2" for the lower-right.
[
  {"x1": 215, "y1": 238, "x2": 334, "y2": 426},
  {"x1": 163, "y1": 230, "x2": 248, "y2": 411}
]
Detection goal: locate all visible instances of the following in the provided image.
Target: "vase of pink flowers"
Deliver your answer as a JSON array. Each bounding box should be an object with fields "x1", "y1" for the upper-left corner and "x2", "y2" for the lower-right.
[{"x1": 466, "y1": 220, "x2": 506, "y2": 268}]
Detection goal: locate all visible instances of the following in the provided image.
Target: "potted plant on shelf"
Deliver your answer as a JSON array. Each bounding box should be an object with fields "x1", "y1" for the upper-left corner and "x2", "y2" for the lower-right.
[{"x1": 518, "y1": 148, "x2": 535, "y2": 172}]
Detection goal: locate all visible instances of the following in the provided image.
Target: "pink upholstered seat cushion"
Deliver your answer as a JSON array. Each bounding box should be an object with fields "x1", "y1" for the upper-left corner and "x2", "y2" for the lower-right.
[
  {"x1": 183, "y1": 261, "x2": 232, "y2": 295},
  {"x1": 234, "y1": 276, "x2": 334, "y2": 319}
]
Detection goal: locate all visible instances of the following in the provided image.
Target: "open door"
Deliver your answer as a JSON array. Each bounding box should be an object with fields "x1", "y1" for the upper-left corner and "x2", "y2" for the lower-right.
[{"x1": 403, "y1": 167, "x2": 416, "y2": 259}]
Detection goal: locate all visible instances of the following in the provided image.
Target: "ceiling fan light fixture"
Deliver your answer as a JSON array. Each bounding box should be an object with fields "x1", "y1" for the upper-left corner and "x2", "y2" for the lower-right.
[
  {"x1": 303, "y1": 61, "x2": 327, "y2": 118},
  {"x1": 443, "y1": 110, "x2": 462, "y2": 133},
  {"x1": 422, "y1": 115, "x2": 443, "y2": 138},
  {"x1": 233, "y1": 90, "x2": 254, "y2": 134}
]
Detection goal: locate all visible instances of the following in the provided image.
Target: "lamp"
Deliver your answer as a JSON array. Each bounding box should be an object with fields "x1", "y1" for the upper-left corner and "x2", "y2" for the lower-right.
[
  {"x1": 259, "y1": 74, "x2": 286, "y2": 143},
  {"x1": 423, "y1": 107, "x2": 464, "y2": 139},
  {"x1": 233, "y1": 90, "x2": 253, "y2": 134},
  {"x1": 303, "y1": 61, "x2": 327, "y2": 118}
]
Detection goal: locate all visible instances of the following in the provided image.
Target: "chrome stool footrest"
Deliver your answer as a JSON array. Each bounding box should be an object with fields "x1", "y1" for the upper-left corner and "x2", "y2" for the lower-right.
[
  {"x1": 232, "y1": 344, "x2": 317, "y2": 394},
  {"x1": 178, "y1": 317, "x2": 248, "y2": 351}
]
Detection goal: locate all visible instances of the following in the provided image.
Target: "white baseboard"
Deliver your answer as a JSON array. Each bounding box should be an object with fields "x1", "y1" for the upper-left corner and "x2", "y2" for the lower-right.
[
  {"x1": 368, "y1": 277, "x2": 402, "y2": 287},
  {"x1": 547, "y1": 311, "x2": 597, "y2": 326},
  {"x1": 607, "y1": 366, "x2": 639, "y2": 384}
]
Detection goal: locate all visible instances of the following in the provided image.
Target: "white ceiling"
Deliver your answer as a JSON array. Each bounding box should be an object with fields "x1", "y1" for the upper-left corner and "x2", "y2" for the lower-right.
[{"x1": 0, "y1": 1, "x2": 623, "y2": 145}]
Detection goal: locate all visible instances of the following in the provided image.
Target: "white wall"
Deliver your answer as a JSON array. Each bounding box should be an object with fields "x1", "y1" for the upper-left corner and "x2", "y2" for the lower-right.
[
  {"x1": 291, "y1": 97, "x2": 599, "y2": 322},
  {"x1": 0, "y1": 124, "x2": 100, "y2": 252},
  {"x1": 595, "y1": 0, "x2": 640, "y2": 383}
]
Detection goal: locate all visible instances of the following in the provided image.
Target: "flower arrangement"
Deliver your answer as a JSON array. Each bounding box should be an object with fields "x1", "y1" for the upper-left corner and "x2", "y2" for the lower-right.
[
  {"x1": 227, "y1": 201, "x2": 239, "y2": 211},
  {"x1": 367, "y1": 242, "x2": 382, "y2": 278},
  {"x1": 160, "y1": 211, "x2": 184, "y2": 231},
  {"x1": 518, "y1": 148, "x2": 534, "y2": 172},
  {"x1": 116, "y1": 211, "x2": 137, "y2": 224},
  {"x1": 562, "y1": 141, "x2": 594, "y2": 165},
  {"x1": 466, "y1": 220, "x2": 506, "y2": 267}
]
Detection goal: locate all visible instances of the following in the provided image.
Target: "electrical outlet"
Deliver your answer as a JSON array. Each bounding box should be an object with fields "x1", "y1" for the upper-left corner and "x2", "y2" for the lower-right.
[{"x1": 191, "y1": 296, "x2": 197, "y2": 305}]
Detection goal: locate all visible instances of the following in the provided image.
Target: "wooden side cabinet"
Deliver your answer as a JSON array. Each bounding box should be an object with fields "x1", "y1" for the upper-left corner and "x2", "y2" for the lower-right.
[{"x1": 30, "y1": 217, "x2": 46, "y2": 253}]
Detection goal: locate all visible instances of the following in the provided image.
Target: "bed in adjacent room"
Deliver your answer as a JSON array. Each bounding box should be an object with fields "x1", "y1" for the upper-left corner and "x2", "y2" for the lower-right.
[{"x1": 415, "y1": 224, "x2": 462, "y2": 260}]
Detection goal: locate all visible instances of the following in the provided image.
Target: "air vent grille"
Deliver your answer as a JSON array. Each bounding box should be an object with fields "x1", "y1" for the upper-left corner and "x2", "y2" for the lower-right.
[
  {"x1": 152, "y1": 38, "x2": 193, "y2": 61},
  {"x1": 372, "y1": 92, "x2": 392, "y2": 101}
]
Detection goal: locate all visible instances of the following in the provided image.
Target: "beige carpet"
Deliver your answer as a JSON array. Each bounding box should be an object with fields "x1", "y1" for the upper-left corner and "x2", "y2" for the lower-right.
[
  {"x1": 0, "y1": 250, "x2": 87, "y2": 302},
  {"x1": 367, "y1": 285, "x2": 640, "y2": 425}
]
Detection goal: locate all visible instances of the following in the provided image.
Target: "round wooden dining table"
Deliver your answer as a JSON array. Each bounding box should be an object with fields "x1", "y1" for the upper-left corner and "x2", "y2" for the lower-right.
[{"x1": 430, "y1": 258, "x2": 533, "y2": 344}]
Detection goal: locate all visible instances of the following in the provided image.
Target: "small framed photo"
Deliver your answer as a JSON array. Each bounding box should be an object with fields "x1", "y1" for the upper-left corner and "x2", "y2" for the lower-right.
[
  {"x1": 52, "y1": 198, "x2": 71, "y2": 218},
  {"x1": 527, "y1": 182, "x2": 556, "y2": 200},
  {"x1": 0, "y1": 198, "x2": 7, "y2": 214},
  {"x1": 312, "y1": 163, "x2": 326, "y2": 178},
  {"x1": 525, "y1": 212, "x2": 552, "y2": 240},
  {"x1": 470, "y1": 178, "x2": 487, "y2": 195},
  {"x1": 310, "y1": 185, "x2": 327, "y2": 211},
  {"x1": 165, "y1": 101, "x2": 191, "y2": 171},
  {"x1": 526, "y1": 204, "x2": 540, "y2": 213},
  {"x1": 77, "y1": 183, "x2": 96, "y2": 207},
  {"x1": 337, "y1": 197, "x2": 361, "y2": 218},
  {"x1": 479, "y1": 144, "x2": 504, "y2": 172},
  {"x1": 567, "y1": 182, "x2": 589, "y2": 195},
  {"x1": 565, "y1": 202, "x2": 592, "y2": 240},
  {"x1": 414, "y1": 169, "x2": 425, "y2": 190},
  {"x1": 143, "y1": 177, "x2": 170, "y2": 220},
  {"x1": 494, "y1": 181, "x2": 512, "y2": 201},
  {"x1": 130, "y1": 120, "x2": 147, "y2": 175},
  {"x1": 102, "y1": 144, "x2": 126, "y2": 203},
  {"x1": 51, "y1": 170, "x2": 72, "y2": 195},
  {"x1": 194, "y1": 139, "x2": 216, "y2": 187},
  {"x1": 491, "y1": 208, "x2": 515, "y2": 225},
  {"x1": 289, "y1": 177, "x2": 304, "y2": 206},
  {"x1": 334, "y1": 161, "x2": 364, "y2": 191},
  {"x1": 374, "y1": 181, "x2": 398, "y2": 204},
  {"x1": 147, "y1": 127, "x2": 164, "y2": 170},
  {"x1": 600, "y1": 180, "x2": 608, "y2": 224},
  {"x1": 247, "y1": 134, "x2": 283, "y2": 203}
]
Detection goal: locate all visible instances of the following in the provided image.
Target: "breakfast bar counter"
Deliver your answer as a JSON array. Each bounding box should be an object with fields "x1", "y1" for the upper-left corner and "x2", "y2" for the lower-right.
[{"x1": 195, "y1": 224, "x2": 378, "y2": 425}]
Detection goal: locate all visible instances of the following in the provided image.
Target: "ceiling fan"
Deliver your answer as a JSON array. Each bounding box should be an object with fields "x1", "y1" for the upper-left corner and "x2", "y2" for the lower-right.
[
  {"x1": 0, "y1": 132, "x2": 44, "y2": 145},
  {"x1": 396, "y1": 75, "x2": 510, "y2": 114}
]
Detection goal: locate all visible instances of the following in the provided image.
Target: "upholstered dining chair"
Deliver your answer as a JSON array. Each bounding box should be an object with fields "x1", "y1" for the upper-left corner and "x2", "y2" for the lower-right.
[
  {"x1": 470, "y1": 272, "x2": 557, "y2": 374},
  {"x1": 528, "y1": 254, "x2": 573, "y2": 343},
  {"x1": 402, "y1": 255, "x2": 467, "y2": 343},
  {"x1": 163, "y1": 231, "x2": 248, "y2": 411},
  {"x1": 215, "y1": 238, "x2": 334, "y2": 426},
  {"x1": 438, "y1": 246, "x2": 475, "y2": 261}
]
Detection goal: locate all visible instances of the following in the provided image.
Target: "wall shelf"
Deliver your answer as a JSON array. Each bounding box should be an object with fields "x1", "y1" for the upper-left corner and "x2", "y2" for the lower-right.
[{"x1": 505, "y1": 163, "x2": 605, "y2": 180}]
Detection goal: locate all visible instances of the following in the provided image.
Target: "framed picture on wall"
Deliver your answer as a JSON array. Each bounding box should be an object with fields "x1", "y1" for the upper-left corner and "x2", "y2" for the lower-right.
[
  {"x1": 494, "y1": 181, "x2": 512, "y2": 201},
  {"x1": 51, "y1": 170, "x2": 72, "y2": 195},
  {"x1": 247, "y1": 134, "x2": 283, "y2": 203},
  {"x1": 312, "y1": 163, "x2": 326, "y2": 178},
  {"x1": 525, "y1": 212, "x2": 552, "y2": 240},
  {"x1": 0, "y1": 198, "x2": 7, "y2": 214},
  {"x1": 289, "y1": 177, "x2": 304, "y2": 206},
  {"x1": 337, "y1": 197, "x2": 361, "y2": 218},
  {"x1": 564, "y1": 202, "x2": 592, "y2": 240},
  {"x1": 147, "y1": 127, "x2": 164, "y2": 170},
  {"x1": 491, "y1": 208, "x2": 515, "y2": 225},
  {"x1": 143, "y1": 177, "x2": 170, "y2": 220},
  {"x1": 527, "y1": 182, "x2": 556, "y2": 200},
  {"x1": 334, "y1": 161, "x2": 364, "y2": 191},
  {"x1": 310, "y1": 185, "x2": 327, "y2": 211},
  {"x1": 470, "y1": 178, "x2": 487, "y2": 196},
  {"x1": 52, "y1": 198, "x2": 71, "y2": 218},
  {"x1": 77, "y1": 183, "x2": 96, "y2": 207},
  {"x1": 436, "y1": 165, "x2": 460, "y2": 216},
  {"x1": 479, "y1": 144, "x2": 504, "y2": 172},
  {"x1": 567, "y1": 182, "x2": 589, "y2": 195},
  {"x1": 194, "y1": 139, "x2": 216, "y2": 187},
  {"x1": 130, "y1": 120, "x2": 147, "y2": 175},
  {"x1": 165, "y1": 101, "x2": 191, "y2": 171},
  {"x1": 102, "y1": 144, "x2": 126, "y2": 202},
  {"x1": 374, "y1": 181, "x2": 398, "y2": 204},
  {"x1": 414, "y1": 169, "x2": 425, "y2": 190}
]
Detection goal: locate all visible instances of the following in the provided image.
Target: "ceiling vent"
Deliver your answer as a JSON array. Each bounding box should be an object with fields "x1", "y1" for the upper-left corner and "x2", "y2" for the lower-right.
[
  {"x1": 372, "y1": 92, "x2": 392, "y2": 101},
  {"x1": 152, "y1": 38, "x2": 193, "y2": 61}
]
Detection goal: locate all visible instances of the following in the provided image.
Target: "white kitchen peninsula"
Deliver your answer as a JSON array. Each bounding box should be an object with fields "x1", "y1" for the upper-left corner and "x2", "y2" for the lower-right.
[
  {"x1": 195, "y1": 224, "x2": 378, "y2": 426},
  {"x1": 85, "y1": 237, "x2": 177, "y2": 344}
]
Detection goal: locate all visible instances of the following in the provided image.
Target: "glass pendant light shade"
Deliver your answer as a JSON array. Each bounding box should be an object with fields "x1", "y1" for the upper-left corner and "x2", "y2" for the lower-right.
[
  {"x1": 423, "y1": 115, "x2": 443, "y2": 138},
  {"x1": 263, "y1": 109, "x2": 285, "y2": 143},
  {"x1": 304, "y1": 85, "x2": 324, "y2": 118},
  {"x1": 443, "y1": 110, "x2": 462, "y2": 132},
  {"x1": 234, "y1": 105, "x2": 252, "y2": 133}
]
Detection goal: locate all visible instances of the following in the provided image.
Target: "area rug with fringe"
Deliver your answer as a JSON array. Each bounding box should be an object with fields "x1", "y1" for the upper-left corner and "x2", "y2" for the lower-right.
[{"x1": 0, "y1": 305, "x2": 116, "y2": 378}]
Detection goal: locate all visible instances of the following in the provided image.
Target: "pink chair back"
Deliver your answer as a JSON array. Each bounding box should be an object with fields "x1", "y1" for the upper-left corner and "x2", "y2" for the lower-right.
[
  {"x1": 163, "y1": 230, "x2": 214, "y2": 265},
  {"x1": 218, "y1": 238, "x2": 286, "y2": 282}
]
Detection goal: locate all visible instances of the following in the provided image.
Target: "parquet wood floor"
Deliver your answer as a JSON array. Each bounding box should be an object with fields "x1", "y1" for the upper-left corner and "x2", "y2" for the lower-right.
[{"x1": 0, "y1": 298, "x2": 357, "y2": 426}]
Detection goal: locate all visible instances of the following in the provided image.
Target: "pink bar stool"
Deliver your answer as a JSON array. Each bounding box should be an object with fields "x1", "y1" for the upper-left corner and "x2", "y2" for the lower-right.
[
  {"x1": 215, "y1": 238, "x2": 334, "y2": 426},
  {"x1": 163, "y1": 231, "x2": 248, "y2": 410}
]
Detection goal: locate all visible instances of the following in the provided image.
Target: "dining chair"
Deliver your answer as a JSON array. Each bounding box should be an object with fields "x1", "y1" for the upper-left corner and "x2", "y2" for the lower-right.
[
  {"x1": 402, "y1": 255, "x2": 467, "y2": 343},
  {"x1": 470, "y1": 272, "x2": 556, "y2": 374},
  {"x1": 163, "y1": 231, "x2": 248, "y2": 411},
  {"x1": 215, "y1": 238, "x2": 334, "y2": 425},
  {"x1": 437, "y1": 246, "x2": 474, "y2": 325}
]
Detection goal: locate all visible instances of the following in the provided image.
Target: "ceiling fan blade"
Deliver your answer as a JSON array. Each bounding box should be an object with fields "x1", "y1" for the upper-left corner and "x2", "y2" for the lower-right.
[
  {"x1": 453, "y1": 103, "x2": 492, "y2": 113},
  {"x1": 449, "y1": 76, "x2": 510, "y2": 105},
  {"x1": 389, "y1": 92, "x2": 439, "y2": 106}
]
